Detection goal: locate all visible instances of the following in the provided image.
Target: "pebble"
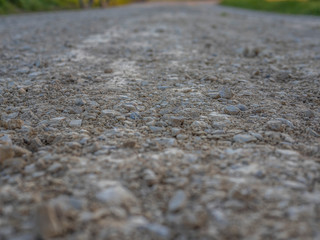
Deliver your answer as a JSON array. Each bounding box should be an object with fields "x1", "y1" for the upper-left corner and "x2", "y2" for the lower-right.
[
  {"x1": 275, "y1": 118, "x2": 294, "y2": 128},
  {"x1": 96, "y1": 185, "x2": 137, "y2": 207},
  {"x1": 101, "y1": 109, "x2": 121, "y2": 117},
  {"x1": 149, "y1": 126, "x2": 164, "y2": 133},
  {"x1": 69, "y1": 119, "x2": 82, "y2": 127},
  {"x1": 302, "y1": 109, "x2": 314, "y2": 118},
  {"x1": 129, "y1": 112, "x2": 141, "y2": 120},
  {"x1": 191, "y1": 121, "x2": 208, "y2": 131},
  {"x1": 48, "y1": 163, "x2": 62, "y2": 173},
  {"x1": 236, "y1": 104, "x2": 248, "y2": 111},
  {"x1": 306, "y1": 128, "x2": 319, "y2": 137},
  {"x1": 169, "y1": 116, "x2": 185, "y2": 127},
  {"x1": 49, "y1": 117, "x2": 66, "y2": 126},
  {"x1": 140, "y1": 223, "x2": 170, "y2": 238},
  {"x1": 219, "y1": 87, "x2": 233, "y2": 99},
  {"x1": 224, "y1": 105, "x2": 240, "y2": 115},
  {"x1": 0, "y1": 146, "x2": 15, "y2": 163},
  {"x1": 233, "y1": 134, "x2": 256, "y2": 143},
  {"x1": 154, "y1": 137, "x2": 176, "y2": 146},
  {"x1": 6, "y1": 119, "x2": 24, "y2": 130},
  {"x1": 176, "y1": 134, "x2": 188, "y2": 140},
  {"x1": 168, "y1": 190, "x2": 187, "y2": 212},
  {"x1": 143, "y1": 169, "x2": 158, "y2": 185},
  {"x1": 171, "y1": 127, "x2": 181, "y2": 136},
  {"x1": 0, "y1": 145, "x2": 31, "y2": 163},
  {"x1": 0, "y1": 135, "x2": 12, "y2": 145},
  {"x1": 35, "y1": 202, "x2": 74, "y2": 239},
  {"x1": 266, "y1": 120, "x2": 284, "y2": 131},
  {"x1": 75, "y1": 98, "x2": 86, "y2": 106}
]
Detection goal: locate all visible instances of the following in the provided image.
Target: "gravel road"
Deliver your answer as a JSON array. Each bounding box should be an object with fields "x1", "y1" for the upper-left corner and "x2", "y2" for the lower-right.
[{"x1": 0, "y1": 2, "x2": 320, "y2": 240}]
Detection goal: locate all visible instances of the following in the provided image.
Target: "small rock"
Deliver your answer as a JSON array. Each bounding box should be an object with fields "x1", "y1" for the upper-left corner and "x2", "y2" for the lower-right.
[
  {"x1": 75, "y1": 98, "x2": 86, "y2": 106},
  {"x1": 96, "y1": 186, "x2": 137, "y2": 208},
  {"x1": 154, "y1": 137, "x2": 176, "y2": 146},
  {"x1": 69, "y1": 120, "x2": 82, "y2": 128},
  {"x1": 306, "y1": 128, "x2": 319, "y2": 138},
  {"x1": 176, "y1": 134, "x2": 188, "y2": 140},
  {"x1": 149, "y1": 126, "x2": 164, "y2": 133},
  {"x1": 129, "y1": 112, "x2": 141, "y2": 120},
  {"x1": 283, "y1": 180, "x2": 306, "y2": 190},
  {"x1": 243, "y1": 47, "x2": 260, "y2": 58},
  {"x1": 143, "y1": 169, "x2": 158, "y2": 185},
  {"x1": 0, "y1": 135, "x2": 12, "y2": 145},
  {"x1": 18, "y1": 88, "x2": 26, "y2": 94},
  {"x1": 101, "y1": 109, "x2": 121, "y2": 117},
  {"x1": 182, "y1": 208, "x2": 208, "y2": 228},
  {"x1": 29, "y1": 137, "x2": 43, "y2": 152},
  {"x1": 48, "y1": 163, "x2": 62, "y2": 173},
  {"x1": 122, "y1": 141, "x2": 136, "y2": 148},
  {"x1": 191, "y1": 121, "x2": 208, "y2": 131},
  {"x1": 236, "y1": 104, "x2": 247, "y2": 111},
  {"x1": 0, "y1": 145, "x2": 31, "y2": 163},
  {"x1": 2, "y1": 157, "x2": 26, "y2": 170},
  {"x1": 171, "y1": 127, "x2": 181, "y2": 136},
  {"x1": 168, "y1": 190, "x2": 187, "y2": 212},
  {"x1": 35, "y1": 202, "x2": 74, "y2": 239},
  {"x1": 302, "y1": 109, "x2": 314, "y2": 118},
  {"x1": 208, "y1": 92, "x2": 220, "y2": 99},
  {"x1": 219, "y1": 87, "x2": 233, "y2": 99},
  {"x1": 224, "y1": 105, "x2": 240, "y2": 115},
  {"x1": 104, "y1": 68, "x2": 113, "y2": 74},
  {"x1": 49, "y1": 117, "x2": 66, "y2": 126},
  {"x1": 6, "y1": 119, "x2": 24, "y2": 130},
  {"x1": 0, "y1": 146, "x2": 15, "y2": 163},
  {"x1": 275, "y1": 118, "x2": 294, "y2": 128},
  {"x1": 233, "y1": 134, "x2": 256, "y2": 143},
  {"x1": 267, "y1": 120, "x2": 284, "y2": 131},
  {"x1": 169, "y1": 116, "x2": 185, "y2": 127},
  {"x1": 140, "y1": 223, "x2": 170, "y2": 238}
]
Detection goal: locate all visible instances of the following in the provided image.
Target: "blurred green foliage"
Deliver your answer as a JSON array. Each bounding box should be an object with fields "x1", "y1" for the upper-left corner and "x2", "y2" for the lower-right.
[
  {"x1": 220, "y1": 0, "x2": 320, "y2": 16},
  {"x1": 0, "y1": 0, "x2": 133, "y2": 14}
]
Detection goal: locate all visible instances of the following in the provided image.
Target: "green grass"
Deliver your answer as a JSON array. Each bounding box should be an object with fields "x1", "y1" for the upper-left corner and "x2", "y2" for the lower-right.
[
  {"x1": 0, "y1": 0, "x2": 132, "y2": 14},
  {"x1": 220, "y1": 0, "x2": 320, "y2": 16}
]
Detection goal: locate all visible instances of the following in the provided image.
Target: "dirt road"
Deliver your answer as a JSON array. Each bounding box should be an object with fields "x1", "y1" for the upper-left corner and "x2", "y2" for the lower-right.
[{"x1": 0, "y1": 2, "x2": 319, "y2": 240}]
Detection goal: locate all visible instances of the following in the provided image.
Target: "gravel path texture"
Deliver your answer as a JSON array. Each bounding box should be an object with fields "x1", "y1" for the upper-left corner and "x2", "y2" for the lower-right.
[{"x1": 0, "y1": 2, "x2": 320, "y2": 240}]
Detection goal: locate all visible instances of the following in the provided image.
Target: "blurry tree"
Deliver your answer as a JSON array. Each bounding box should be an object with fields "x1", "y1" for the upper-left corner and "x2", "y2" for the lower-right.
[{"x1": 79, "y1": 0, "x2": 110, "y2": 8}]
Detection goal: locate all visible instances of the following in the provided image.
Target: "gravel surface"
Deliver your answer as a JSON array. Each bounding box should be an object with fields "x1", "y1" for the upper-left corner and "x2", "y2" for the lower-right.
[{"x1": 1, "y1": 2, "x2": 320, "y2": 240}]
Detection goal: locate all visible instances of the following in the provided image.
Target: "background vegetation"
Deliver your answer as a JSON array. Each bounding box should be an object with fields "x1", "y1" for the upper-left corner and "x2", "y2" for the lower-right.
[
  {"x1": 220, "y1": 0, "x2": 320, "y2": 16},
  {"x1": 0, "y1": 0, "x2": 133, "y2": 14}
]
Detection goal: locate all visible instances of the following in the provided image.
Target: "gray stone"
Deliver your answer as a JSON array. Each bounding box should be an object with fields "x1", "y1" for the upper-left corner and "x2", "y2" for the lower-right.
[
  {"x1": 171, "y1": 127, "x2": 181, "y2": 136},
  {"x1": 233, "y1": 134, "x2": 256, "y2": 143},
  {"x1": 140, "y1": 223, "x2": 170, "y2": 238},
  {"x1": 169, "y1": 116, "x2": 185, "y2": 127},
  {"x1": 101, "y1": 109, "x2": 121, "y2": 117},
  {"x1": 75, "y1": 98, "x2": 86, "y2": 106},
  {"x1": 306, "y1": 128, "x2": 319, "y2": 137},
  {"x1": 267, "y1": 120, "x2": 283, "y2": 131},
  {"x1": 96, "y1": 186, "x2": 137, "y2": 207},
  {"x1": 154, "y1": 137, "x2": 176, "y2": 146},
  {"x1": 0, "y1": 135, "x2": 12, "y2": 145},
  {"x1": 169, "y1": 190, "x2": 187, "y2": 212},
  {"x1": 236, "y1": 104, "x2": 248, "y2": 111},
  {"x1": 275, "y1": 118, "x2": 294, "y2": 128},
  {"x1": 149, "y1": 126, "x2": 165, "y2": 133},
  {"x1": 219, "y1": 87, "x2": 233, "y2": 99},
  {"x1": 224, "y1": 105, "x2": 240, "y2": 115},
  {"x1": 69, "y1": 119, "x2": 82, "y2": 127}
]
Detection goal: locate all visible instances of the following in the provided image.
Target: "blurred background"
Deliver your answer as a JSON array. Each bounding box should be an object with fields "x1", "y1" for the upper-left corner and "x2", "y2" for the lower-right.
[{"x1": 0, "y1": 0, "x2": 319, "y2": 15}]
